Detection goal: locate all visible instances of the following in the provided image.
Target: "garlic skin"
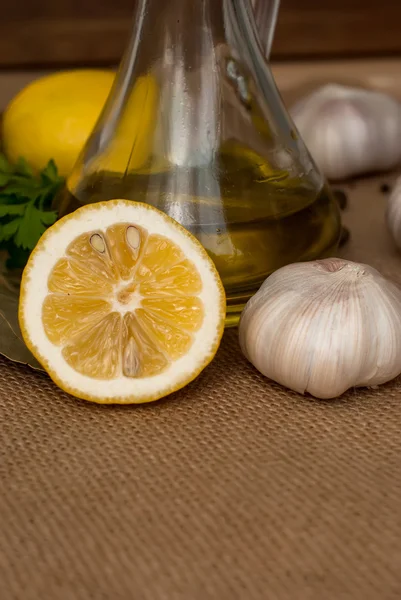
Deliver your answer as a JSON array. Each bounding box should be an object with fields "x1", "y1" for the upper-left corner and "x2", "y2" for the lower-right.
[
  {"x1": 239, "y1": 258, "x2": 401, "y2": 399},
  {"x1": 386, "y1": 175, "x2": 401, "y2": 249},
  {"x1": 291, "y1": 84, "x2": 401, "y2": 180}
]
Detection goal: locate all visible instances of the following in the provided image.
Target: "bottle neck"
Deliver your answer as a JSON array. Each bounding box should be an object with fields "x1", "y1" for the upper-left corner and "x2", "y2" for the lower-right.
[
  {"x1": 81, "y1": 0, "x2": 311, "y2": 185},
  {"x1": 129, "y1": 0, "x2": 278, "y2": 59},
  {"x1": 126, "y1": 0, "x2": 264, "y2": 68}
]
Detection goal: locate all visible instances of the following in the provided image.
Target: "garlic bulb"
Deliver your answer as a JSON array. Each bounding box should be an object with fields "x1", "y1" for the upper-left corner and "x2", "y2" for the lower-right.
[
  {"x1": 386, "y1": 175, "x2": 401, "y2": 248},
  {"x1": 291, "y1": 84, "x2": 401, "y2": 180},
  {"x1": 239, "y1": 258, "x2": 401, "y2": 399}
]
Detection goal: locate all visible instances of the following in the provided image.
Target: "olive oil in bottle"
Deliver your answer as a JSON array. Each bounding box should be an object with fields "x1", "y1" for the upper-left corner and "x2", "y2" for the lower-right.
[
  {"x1": 56, "y1": 146, "x2": 340, "y2": 326},
  {"x1": 58, "y1": 0, "x2": 342, "y2": 326}
]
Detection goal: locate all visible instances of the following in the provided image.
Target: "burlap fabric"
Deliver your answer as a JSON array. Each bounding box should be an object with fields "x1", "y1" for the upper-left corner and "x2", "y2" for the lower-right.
[{"x1": 1, "y1": 176, "x2": 401, "y2": 600}]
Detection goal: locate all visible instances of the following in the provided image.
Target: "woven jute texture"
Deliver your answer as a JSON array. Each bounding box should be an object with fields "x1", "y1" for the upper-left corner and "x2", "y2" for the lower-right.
[{"x1": 1, "y1": 177, "x2": 401, "y2": 600}]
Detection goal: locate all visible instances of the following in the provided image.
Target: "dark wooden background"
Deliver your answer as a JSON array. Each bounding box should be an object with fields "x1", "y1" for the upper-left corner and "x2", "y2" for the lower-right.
[{"x1": 1, "y1": 0, "x2": 401, "y2": 67}]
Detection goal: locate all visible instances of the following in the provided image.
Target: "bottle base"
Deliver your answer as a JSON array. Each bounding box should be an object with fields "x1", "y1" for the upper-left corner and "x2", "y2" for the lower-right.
[
  {"x1": 224, "y1": 233, "x2": 343, "y2": 328},
  {"x1": 225, "y1": 303, "x2": 246, "y2": 328}
]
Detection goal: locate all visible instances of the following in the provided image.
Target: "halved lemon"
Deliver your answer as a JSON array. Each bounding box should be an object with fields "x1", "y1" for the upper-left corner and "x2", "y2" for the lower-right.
[{"x1": 19, "y1": 200, "x2": 225, "y2": 404}]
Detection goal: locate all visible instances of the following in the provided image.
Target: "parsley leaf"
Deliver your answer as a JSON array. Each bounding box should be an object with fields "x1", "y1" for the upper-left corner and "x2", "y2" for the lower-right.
[
  {"x1": 0, "y1": 173, "x2": 11, "y2": 187},
  {"x1": 0, "y1": 218, "x2": 23, "y2": 241},
  {"x1": 0, "y1": 154, "x2": 12, "y2": 174},
  {"x1": 41, "y1": 159, "x2": 59, "y2": 184},
  {"x1": 0, "y1": 204, "x2": 28, "y2": 218},
  {"x1": 39, "y1": 210, "x2": 58, "y2": 225},
  {"x1": 0, "y1": 153, "x2": 64, "y2": 266},
  {"x1": 14, "y1": 157, "x2": 34, "y2": 178},
  {"x1": 14, "y1": 204, "x2": 57, "y2": 250}
]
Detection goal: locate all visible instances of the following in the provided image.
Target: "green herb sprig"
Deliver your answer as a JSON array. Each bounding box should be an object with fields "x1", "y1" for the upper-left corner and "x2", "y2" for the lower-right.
[{"x1": 0, "y1": 153, "x2": 64, "y2": 268}]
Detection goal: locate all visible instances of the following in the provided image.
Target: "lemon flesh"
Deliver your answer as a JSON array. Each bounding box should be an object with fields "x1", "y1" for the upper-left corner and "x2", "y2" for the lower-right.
[
  {"x1": 19, "y1": 201, "x2": 225, "y2": 404},
  {"x1": 43, "y1": 226, "x2": 204, "y2": 379}
]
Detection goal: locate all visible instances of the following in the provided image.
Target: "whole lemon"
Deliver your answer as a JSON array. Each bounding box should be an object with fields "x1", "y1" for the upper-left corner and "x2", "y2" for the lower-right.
[{"x1": 2, "y1": 70, "x2": 114, "y2": 176}]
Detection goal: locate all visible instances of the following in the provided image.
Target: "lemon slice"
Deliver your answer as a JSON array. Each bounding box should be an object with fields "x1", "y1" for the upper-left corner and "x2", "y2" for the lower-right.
[{"x1": 19, "y1": 200, "x2": 225, "y2": 404}]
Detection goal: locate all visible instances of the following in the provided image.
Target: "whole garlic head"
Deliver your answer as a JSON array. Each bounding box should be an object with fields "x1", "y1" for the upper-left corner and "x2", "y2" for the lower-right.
[
  {"x1": 239, "y1": 258, "x2": 401, "y2": 399},
  {"x1": 291, "y1": 84, "x2": 401, "y2": 180},
  {"x1": 386, "y1": 175, "x2": 401, "y2": 248}
]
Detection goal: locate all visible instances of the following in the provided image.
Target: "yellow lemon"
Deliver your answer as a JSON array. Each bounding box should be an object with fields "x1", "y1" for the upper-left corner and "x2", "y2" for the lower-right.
[
  {"x1": 70, "y1": 73, "x2": 160, "y2": 185},
  {"x1": 19, "y1": 200, "x2": 226, "y2": 404},
  {"x1": 2, "y1": 70, "x2": 115, "y2": 176}
]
